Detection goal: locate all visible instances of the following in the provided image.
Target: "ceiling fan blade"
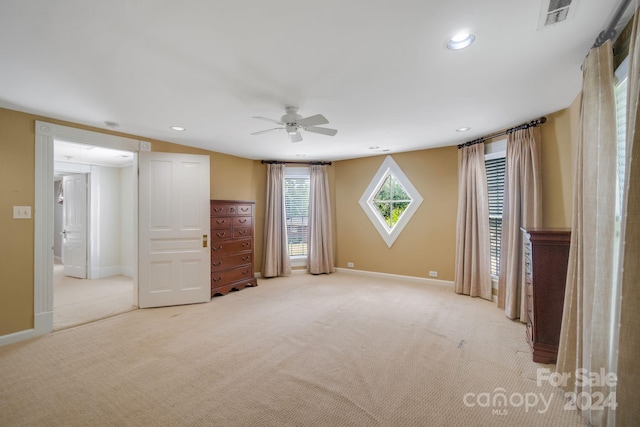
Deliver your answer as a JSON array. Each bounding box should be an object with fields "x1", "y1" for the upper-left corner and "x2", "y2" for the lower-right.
[
  {"x1": 297, "y1": 114, "x2": 329, "y2": 127},
  {"x1": 252, "y1": 116, "x2": 283, "y2": 125},
  {"x1": 289, "y1": 131, "x2": 303, "y2": 143},
  {"x1": 250, "y1": 127, "x2": 283, "y2": 135},
  {"x1": 304, "y1": 126, "x2": 338, "y2": 136}
]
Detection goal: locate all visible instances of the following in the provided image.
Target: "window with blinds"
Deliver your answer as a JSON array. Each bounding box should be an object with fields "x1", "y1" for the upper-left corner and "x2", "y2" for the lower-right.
[
  {"x1": 486, "y1": 155, "x2": 506, "y2": 277},
  {"x1": 614, "y1": 74, "x2": 628, "y2": 222},
  {"x1": 284, "y1": 171, "x2": 310, "y2": 257}
]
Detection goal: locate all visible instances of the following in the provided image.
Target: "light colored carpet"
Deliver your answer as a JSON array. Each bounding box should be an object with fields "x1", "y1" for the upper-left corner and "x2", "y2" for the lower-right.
[
  {"x1": 1, "y1": 273, "x2": 586, "y2": 426},
  {"x1": 53, "y1": 264, "x2": 136, "y2": 331}
]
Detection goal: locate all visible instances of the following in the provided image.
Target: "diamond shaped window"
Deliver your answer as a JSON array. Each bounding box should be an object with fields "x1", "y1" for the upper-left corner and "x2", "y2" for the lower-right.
[{"x1": 359, "y1": 156, "x2": 423, "y2": 247}]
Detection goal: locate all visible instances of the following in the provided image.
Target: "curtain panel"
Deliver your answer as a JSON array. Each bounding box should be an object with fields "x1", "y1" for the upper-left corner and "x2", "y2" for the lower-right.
[
  {"x1": 497, "y1": 127, "x2": 542, "y2": 321},
  {"x1": 454, "y1": 143, "x2": 492, "y2": 300},
  {"x1": 308, "y1": 165, "x2": 335, "y2": 275},
  {"x1": 261, "y1": 164, "x2": 291, "y2": 278},
  {"x1": 616, "y1": 9, "x2": 640, "y2": 425},
  {"x1": 555, "y1": 40, "x2": 617, "y2": 427}
]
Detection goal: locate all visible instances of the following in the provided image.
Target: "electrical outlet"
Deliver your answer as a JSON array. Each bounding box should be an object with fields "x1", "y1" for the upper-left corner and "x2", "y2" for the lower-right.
[
  {"x1": 347, "y1": 262, "x2": 354, "y2": 268},
  {"x1": 429, "y1": 271, "x2": 438, "y2": 277},
  {"x1": 13, "y1": 206, "x2": 32, "y2": 219}
]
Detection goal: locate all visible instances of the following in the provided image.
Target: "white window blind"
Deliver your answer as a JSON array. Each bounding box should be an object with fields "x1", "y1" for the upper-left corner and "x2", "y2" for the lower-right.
[
  {"x1": 615, "y1": 75, "x2": 628, "y2": 222},
  {"x1": 284, "y1": 169, "x2": 310, "y2": 257},
  {"x1": 486, "y1": 155, "x2": 506, "y2": 277}
]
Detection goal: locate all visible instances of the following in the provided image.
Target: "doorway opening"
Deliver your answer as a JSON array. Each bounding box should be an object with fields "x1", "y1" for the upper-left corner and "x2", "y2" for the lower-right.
[{"x1": 53, "y1": 140, "x2": 137, "y2": 330}]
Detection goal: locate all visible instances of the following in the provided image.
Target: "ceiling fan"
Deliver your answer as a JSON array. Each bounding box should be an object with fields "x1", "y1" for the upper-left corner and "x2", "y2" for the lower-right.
[{"x1": 251, "y1": 106, "x2": 338, "y2": 143}]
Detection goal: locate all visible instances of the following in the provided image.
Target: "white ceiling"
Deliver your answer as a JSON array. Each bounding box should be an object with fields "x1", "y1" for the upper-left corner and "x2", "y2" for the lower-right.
[
  {"x1": 0, "y1": 1, "x2": 629, "y2": 162},
  {"x1": 54, "y1": 140, "x2": 135, "y2": 169}
]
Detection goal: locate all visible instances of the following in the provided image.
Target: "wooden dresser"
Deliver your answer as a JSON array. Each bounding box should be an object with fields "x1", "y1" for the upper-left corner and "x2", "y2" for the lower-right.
[
  {"x1": 210, "y1": 200, "x2": 258, "y2": 296},
  {"x1": 522, "y1": 227, "x2": 571, "y2": 364}
]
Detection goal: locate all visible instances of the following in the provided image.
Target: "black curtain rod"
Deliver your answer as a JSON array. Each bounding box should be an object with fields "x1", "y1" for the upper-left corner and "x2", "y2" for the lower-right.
[
  {"x1": 261, "y1": 160, "x2": 332, "y2": 166},
  {"x1": 592, "y1": 0, "x2": 633, "y2": 48},
  {"x1": 457, "y1": 117, "x2": 547, "y2": 149}
]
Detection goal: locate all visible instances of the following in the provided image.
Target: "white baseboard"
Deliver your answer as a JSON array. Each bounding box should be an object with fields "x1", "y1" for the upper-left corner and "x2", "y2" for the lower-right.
[
  {"x1": 89, "y1": 265, "x2": 124, "y2": 279},
  {"x1": 120, "y1": 265, "x2": 134, "y2": 278},
  {"x1": 335, "y1": 268, "x2": 454, "y2": 287},
  {"x1": 0, "y1": 310, "x2": 53, "y2": 347}
]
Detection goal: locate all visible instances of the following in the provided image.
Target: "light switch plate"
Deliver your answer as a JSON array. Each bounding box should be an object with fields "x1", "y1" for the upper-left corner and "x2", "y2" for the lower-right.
[{"x1": 13, "y1": 206, "x2": 32, "y2": 219}]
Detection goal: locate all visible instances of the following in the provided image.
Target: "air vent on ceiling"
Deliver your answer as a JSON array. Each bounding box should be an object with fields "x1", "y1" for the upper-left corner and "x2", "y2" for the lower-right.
[{"x1": 538, "y1": 0, "x2": 576, "y2": 30}]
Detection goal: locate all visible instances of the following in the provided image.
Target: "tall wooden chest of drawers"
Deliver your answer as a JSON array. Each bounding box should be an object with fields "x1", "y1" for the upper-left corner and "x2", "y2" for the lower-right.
[
  {"x1": 210, "y1": 200, "x2": 257, "y2": 296},
  {"x1": 522, "y1": 227, "x2": 571, "y2": 364}
]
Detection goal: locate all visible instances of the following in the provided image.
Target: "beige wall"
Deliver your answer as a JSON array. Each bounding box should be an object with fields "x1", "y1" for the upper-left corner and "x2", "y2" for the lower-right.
[
  {"x1": 540, "y1": 98, "x2": 580, "y2": 227},
  {"x1": 0, "y1": 109, "x2": 36, "y2": 334},
  {"x1": 0, "y1": 107, "x2": 265, "y2": 336},
  {"x1": 334, "y1": 148, "x2": 459, "y2": 281}
]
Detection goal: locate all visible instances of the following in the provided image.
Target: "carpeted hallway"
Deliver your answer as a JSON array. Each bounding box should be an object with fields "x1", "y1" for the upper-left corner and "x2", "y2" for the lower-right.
[
  {"x1": 53, "y1": 263, "x2": 136, "y2": 331},
  {"x1": 0, "y1": 273, "x2": 586, "y2": 426}
]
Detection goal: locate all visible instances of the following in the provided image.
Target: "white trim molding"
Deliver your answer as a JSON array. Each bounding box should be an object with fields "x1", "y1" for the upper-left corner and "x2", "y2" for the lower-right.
[
  {"x1": 335, "y1": 267, "x2": 454, "y2": 287},
  {"x1": 359, "y1": 156, "x2": 423, "y2": 247}
]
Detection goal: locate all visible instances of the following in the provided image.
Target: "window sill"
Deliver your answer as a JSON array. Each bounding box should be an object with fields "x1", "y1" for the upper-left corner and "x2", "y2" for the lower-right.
[{"x1": 290, "y1": 256, "x2": 307, "y2": 268}]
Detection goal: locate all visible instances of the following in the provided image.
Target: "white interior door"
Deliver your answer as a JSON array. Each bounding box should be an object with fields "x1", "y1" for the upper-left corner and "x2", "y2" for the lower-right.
[
  {"x1": 138, "y1": 151, "x2": 211, "y2": 308},
  {"x1": 62, "y1": 173, "x2": 88, "y2": 278}
]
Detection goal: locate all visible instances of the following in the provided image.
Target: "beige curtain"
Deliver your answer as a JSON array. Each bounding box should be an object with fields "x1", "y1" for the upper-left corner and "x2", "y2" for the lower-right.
[
  {"x1": 454, "y1": 143, "x2": 491, "y2": 300},
  {"x1": 308, "y1": 164, "x2": 335, "y2": 275},
  {"x1": 555, "y1": 41, "x2": 617, "y2": 427},
  {"x1": 616, "y1": 9, "x2": 640, "y2": 425},
  {"x1": 497, "y1": 127, "x2": 542, "y2": 321},
  {"x1": 261, "y1": 164, "x2": 291, "y2": 278}
]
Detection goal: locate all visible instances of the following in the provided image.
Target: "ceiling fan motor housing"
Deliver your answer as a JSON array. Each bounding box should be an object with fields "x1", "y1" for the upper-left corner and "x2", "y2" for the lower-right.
[{"x1": 282, "y1": 106, "x2": 302, "y2": 127}]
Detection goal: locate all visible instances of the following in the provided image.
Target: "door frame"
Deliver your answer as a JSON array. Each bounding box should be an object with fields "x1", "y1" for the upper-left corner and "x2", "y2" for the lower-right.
[{"x1": 32, "y1": 121, "x2": 143, "y2": 337}]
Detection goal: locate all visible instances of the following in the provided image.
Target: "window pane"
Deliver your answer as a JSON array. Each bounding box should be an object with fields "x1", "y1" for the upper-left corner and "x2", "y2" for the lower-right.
[
  {"x1": 285, "y1": 177, "x2": 310, "y2": 257},
  {"x1": 486, "y1": 156, "x2": 506, "y2": 277},
  {"x1": 374, "y1": 175, "x2": 412, "y2": 228},
  {"x1": 374, "y1": 176, "x2": 392, "y2": 201}
]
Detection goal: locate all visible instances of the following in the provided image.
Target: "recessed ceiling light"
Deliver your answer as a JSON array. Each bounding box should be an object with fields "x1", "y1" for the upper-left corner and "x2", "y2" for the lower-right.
[
  {"x1": 446, "y1": 32, "x2": 476, "y2": 50},
  {"x1": 369, "y1": 146, "x2": 380, "y2": 150},
  {"x1": 295, "y1": 154, "x2": 306, "y2": 157},
  {"x1": 456, "y1": 127, "x2": 471, "y2": 132},
  {"x1": 170, "y1": 126, "x2": 186, "y2": 131}
]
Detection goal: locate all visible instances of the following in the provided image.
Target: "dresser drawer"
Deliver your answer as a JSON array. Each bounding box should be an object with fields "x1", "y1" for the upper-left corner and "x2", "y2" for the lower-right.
[
  {"x1": 212, "y1": 228, "x2": 232, "y2": 241},
  {"x1": 211, "y1": 217, "x2": 232, "y2": 229},
  {"x1": 211, "y1": 253, "x2": 253, "y2": 272},
  {"x1": 211, "y1": 238, "x2": 252, "y2": 255},
  {"x1": 234, "y1": 227, "x2": 252, "y2": 239},
  {"x1": 210, "y1": 203, "x2": 229, "y2": 217},
  {"x1": 211, "y1": 265, "x2": 254, "y2": 286},
  {"x1": 233, "y1": 216, "x2": 252, "y2": 228},
  {"x1": 236, "y1": 204, "x2": 253, "y2": 216}
]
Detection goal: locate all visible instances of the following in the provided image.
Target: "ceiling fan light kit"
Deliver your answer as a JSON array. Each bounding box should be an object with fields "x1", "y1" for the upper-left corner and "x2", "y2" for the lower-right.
[{"x1": 251, "y1": 106, "x2": 338, "y2": 143}]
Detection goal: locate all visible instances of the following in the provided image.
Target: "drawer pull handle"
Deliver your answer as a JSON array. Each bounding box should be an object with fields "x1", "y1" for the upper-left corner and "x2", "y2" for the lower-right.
[
  {"x1": 242, "y1": 256, "x2": 250, "y2": 261},
  {"x1": 242, "y1": 242, "x2": 249, "y2": 247},
  {"x1": 242, "y1": 270, "x2": 249, "y2": 275},
  {"x1": 229, "y1": 208, "x2": 236, "y2": 214},
  {"x1": 213, "y1": 276, "x2": 222, "y2": 282},
  {"x1": 216, "y1": 232, "x2": 227, "y2": 238},
  {"x1": 238, "y1": 218, "x2": 247, "y2": 223},
  {"x1": 240, "y1": 207, "x2": 249, "y2": 212},
  {"x1": 216, "y1": 219, "x2": 226, "y2": 224},
  {"x1": 213, "y1": 261, "x2": 222, "y2": 267},
  {"x1": 239, "y1": 230, "x2": 247, "y2": 235},
  {"x1": 212, "y1": 245, "x2": 223, "y2": 252}
]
